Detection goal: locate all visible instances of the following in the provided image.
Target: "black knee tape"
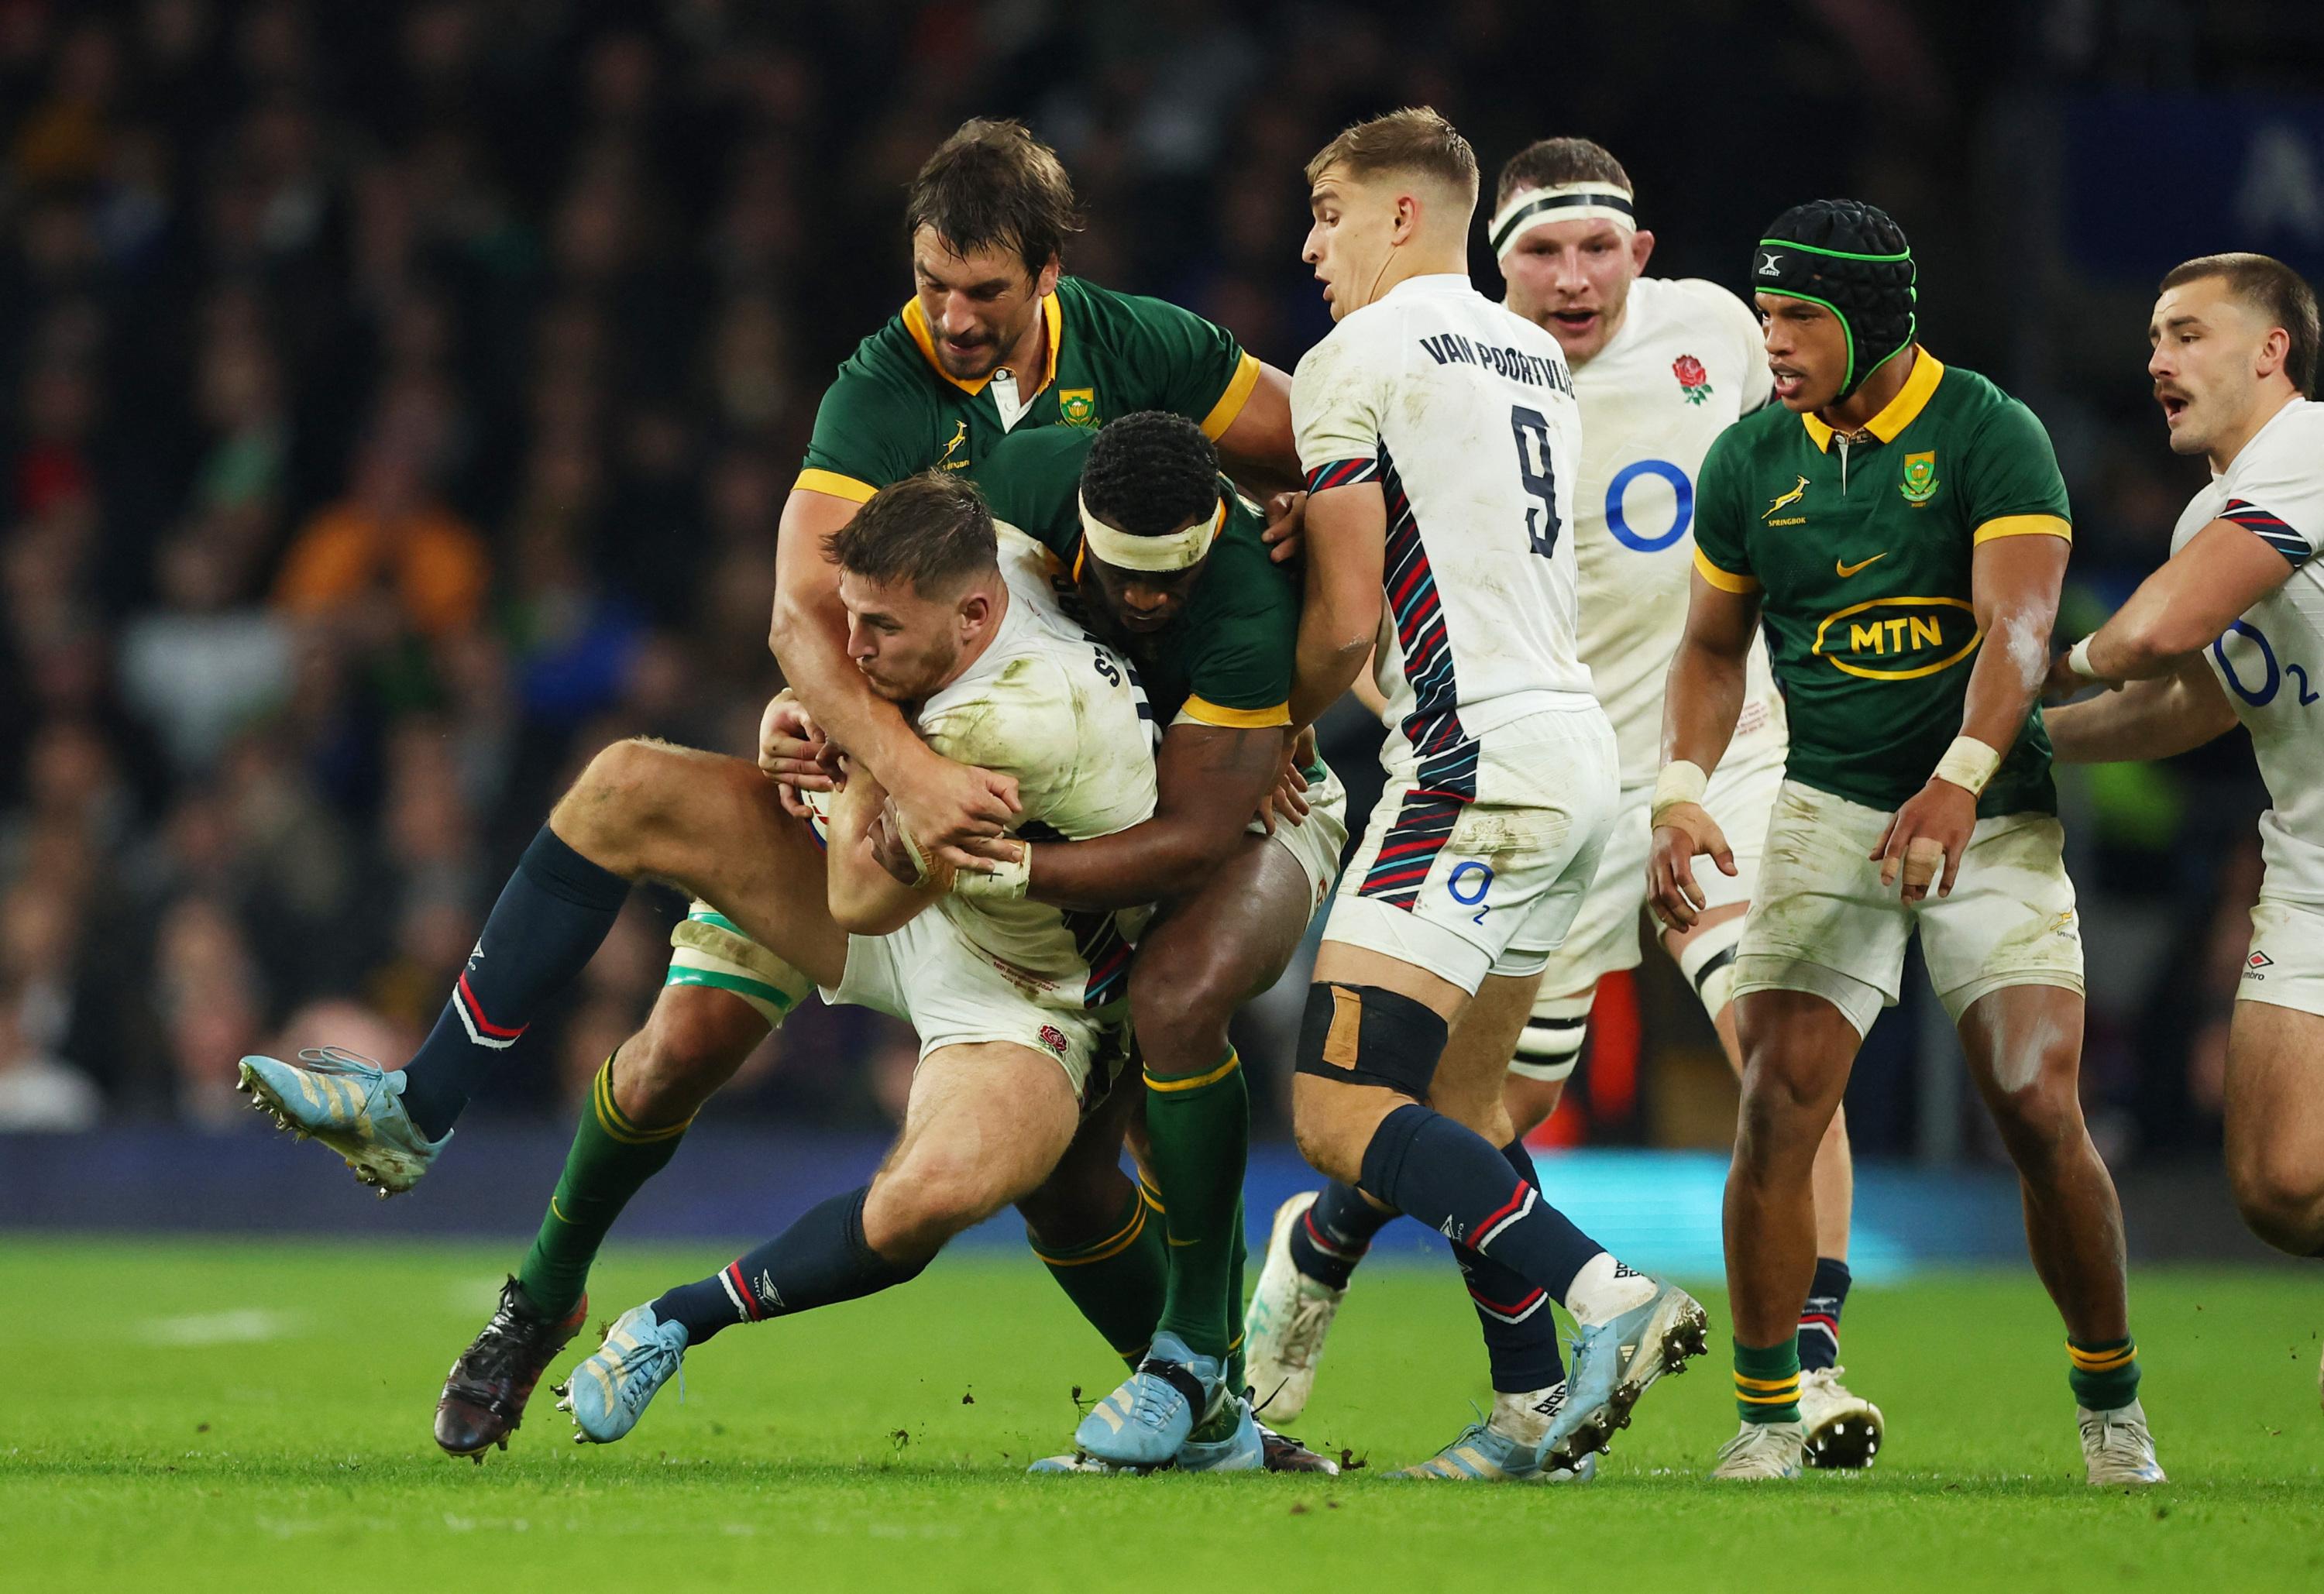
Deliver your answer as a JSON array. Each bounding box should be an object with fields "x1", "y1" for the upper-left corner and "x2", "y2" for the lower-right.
[{"x1": 1295, "y1": 983, "x2": 1451, "y2": 1098}]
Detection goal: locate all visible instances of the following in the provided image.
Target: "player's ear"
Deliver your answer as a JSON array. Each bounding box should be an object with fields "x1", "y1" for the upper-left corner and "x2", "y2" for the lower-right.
[
  {"x1": 2255, "y1": 323, "x2": 2290, "y2": 383},
  {"x1": 1391, "y1": 191, "x2": 1422, "y2": 247},
  {"x1": 1631, "y1": 228, "x2": 1656, "y2": 274},
  {"x1": 1033, "y1": 253, "x2": 1061, "y2": 298}
]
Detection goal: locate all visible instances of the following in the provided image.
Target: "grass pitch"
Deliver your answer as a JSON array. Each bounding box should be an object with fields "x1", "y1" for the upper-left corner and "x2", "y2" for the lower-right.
[{"x1": 2, "y1": 1238, "x2": 2317, "y2": 1593}]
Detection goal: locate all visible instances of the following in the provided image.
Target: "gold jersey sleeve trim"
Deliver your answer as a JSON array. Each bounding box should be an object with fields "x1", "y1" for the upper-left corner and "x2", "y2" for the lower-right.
[
  {"x1": 1178, "y1": 695, "x2": 1292, "y2": 729},
  {"x1": 1972, "y1": 513, "x2": 2072, "y2": 545},
  {"x1": 793, "y1": 468, "x2": 878, "y2": 504},
  {"x1": 1198, "y1": 352, "x2": 1263, "y2": 440},
  {"x1": 1693, "y1": 547, "x2": 1762, "y2": 593}
]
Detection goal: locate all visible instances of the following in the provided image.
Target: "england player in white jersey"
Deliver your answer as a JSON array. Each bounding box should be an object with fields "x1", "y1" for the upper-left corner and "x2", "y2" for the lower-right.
[
  {"x1": 1248, "y1": 138, "x2": 1882, "y2": 1471},
  {"x1": 1274, "y1": 109, "x2": 1704, "y2": 1482},
  {"x1": 2044, "y1": 254, "x2": 2324, "y2": 1405}
]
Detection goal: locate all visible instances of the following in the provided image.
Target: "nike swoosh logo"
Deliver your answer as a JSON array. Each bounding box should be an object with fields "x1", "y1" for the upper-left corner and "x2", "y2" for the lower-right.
[{"x1": 1835, "y1": 553, "x2": 1888, "y2": 578}]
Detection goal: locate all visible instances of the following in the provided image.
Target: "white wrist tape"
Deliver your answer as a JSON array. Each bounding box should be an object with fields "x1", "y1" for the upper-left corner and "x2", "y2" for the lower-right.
[
  {"x1": 950, "y1": 849, "x2": 1030, "y2": 902},
  {"x1": 2065, "y1": 635, "x2": 2101, "y2": 682},
  {"x1": 890, "y1": 809, "x2": 934, "y2": 887},
  {"x1": 1932, "y1": 735, "x2": 2002, "y2": 795},
  {"x1": 1649, "y1": 760, "x2": 1710, "y2": 826}
]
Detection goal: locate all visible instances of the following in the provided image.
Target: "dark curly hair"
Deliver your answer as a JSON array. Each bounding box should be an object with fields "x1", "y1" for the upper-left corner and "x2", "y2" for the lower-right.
[{"x1": 1078, "y1": 411, "x2": 1221, "y2": 538}]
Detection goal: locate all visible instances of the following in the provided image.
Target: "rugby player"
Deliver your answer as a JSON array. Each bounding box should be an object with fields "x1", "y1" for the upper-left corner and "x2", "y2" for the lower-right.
[
  {"x1": 1277, "y1": 108, "x2": 1705, "y2": 1480},
  {"x1": 941, "y1": 411, "x2": 1350, "y2": 1469},
  {"x1": 237, "y1": 117, "x2": 1308, "y2": 1459},
  {"x1": 2041, "y1": 254, "x2": 2322, "y2": 1405},
  {"x1": 1658, "y1": 199, "x2": 2163, "y2": 1483},
  {"x1": 1250, "y1": 139, "x2": 1881, "y2": 1470}
]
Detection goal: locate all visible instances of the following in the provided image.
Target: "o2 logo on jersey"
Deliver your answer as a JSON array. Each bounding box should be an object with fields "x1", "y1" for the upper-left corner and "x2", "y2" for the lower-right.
[
  {"x1": 2212, "y1": 619, "x2": 2319, "y2": 709},
  {"x1": 1449, "y1": 861, "x2": 1494, "y2": 924},
  {"x1": 1605, "y1": 459, "x2": 1694, "y2": 553}
]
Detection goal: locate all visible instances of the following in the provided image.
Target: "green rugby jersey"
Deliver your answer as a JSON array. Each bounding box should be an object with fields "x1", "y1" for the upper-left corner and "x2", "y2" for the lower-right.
[
  {"x1": 1691, "y1": 350, "x2": 2072, "y2": 816},
  {"x1": 796, "y1": 276, "x2": 1262, "y2": 504},
  {"x1": 968, "y1": 425, "x2": 1297, "y2": 731}
]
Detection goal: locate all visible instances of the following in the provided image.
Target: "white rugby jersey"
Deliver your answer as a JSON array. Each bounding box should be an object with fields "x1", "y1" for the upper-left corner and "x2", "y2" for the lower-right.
[
  {"x1": 1294, "y1": 273, "x2": 1596, "y2": 776},
  {"x1": 2174, "y1": 397, "x2": 2324, "y2": 905},
  {"x1": 914, "y1": 527, "x2": 1157, "y2": 1003},
  {"x1": 1560, "y1": 276, "x2": 1787, "y2": 780}
]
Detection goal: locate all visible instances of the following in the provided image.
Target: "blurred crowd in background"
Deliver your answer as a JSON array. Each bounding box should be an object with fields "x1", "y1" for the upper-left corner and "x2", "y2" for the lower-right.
[{"x1": 1, "y1": 0, "x2": 2317, "y2": 1161}]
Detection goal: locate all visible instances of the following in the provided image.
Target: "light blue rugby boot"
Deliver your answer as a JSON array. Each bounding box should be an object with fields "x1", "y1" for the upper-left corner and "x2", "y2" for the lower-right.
[
  {"x1": 555, "y1": 1304, "x2": 689, "y2": 1445},
  {"x1": 235, "y1": 1047, "x2": 449, "y2": 1196},
  {"x1": 1390, "y1": 1414, "x2": 1599, "y2": 1482},
  {"x1": 1026, "y1": 1393, "x2": 1269, "y2": 1474},
  {"x1": 1544, "y1": 1280, "x2": 1710, "y2": 1472},
  {"x1": 1072, "y1": 1331, "x2": 1226, "y2": 1469}
]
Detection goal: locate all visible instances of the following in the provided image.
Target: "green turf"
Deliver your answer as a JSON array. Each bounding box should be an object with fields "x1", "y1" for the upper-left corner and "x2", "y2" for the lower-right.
[{"x1": 2, "y1": 1238, "x2": 2318, "y2": 1592}]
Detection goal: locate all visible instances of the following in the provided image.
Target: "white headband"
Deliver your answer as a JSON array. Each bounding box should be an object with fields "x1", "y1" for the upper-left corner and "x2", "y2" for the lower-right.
[
  {"x1": 1078, "y1": 492, "x2": 1225, "y2": 573},
  {"x1": 1489, "y1": 182, "x2": 1637, "y2": 260}
]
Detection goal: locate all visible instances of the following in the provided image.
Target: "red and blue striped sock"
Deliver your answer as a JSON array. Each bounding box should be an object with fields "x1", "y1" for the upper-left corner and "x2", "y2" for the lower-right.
[
  {"x1": 1796, "y1": 1256, "x2": 1851, "y2": 1372},
  {"x1": 1289, "y1": 1180, "x2": 1395, "y2": 1290},
  {"x1": 651, "y1": 1186, "x2": 927, "y2": 1345},
  {"x1": 399, "y1": 827, "x2": 631, "y2": 1139}
]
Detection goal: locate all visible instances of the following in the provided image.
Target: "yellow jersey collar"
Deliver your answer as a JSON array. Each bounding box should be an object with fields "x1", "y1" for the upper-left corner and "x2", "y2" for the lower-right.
[
  {"x1": 1802, "y1": 346, "x2": 1944, "y2": 452},
  {"x1": 902, "y1": 290, "x2": 1063, "y2": 398}
]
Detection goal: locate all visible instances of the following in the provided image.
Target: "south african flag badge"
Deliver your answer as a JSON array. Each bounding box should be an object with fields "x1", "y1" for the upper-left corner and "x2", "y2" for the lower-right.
[{"x1": 1060, "y1": 388, "x2": 1098, "y2": 426}]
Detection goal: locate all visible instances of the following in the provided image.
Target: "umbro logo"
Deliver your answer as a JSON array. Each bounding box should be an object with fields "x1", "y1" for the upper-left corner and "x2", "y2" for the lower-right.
[
  {"x1": 753, "y1": 1270, "x2": 786, "y2": 1311},
  {"x1": 1758, "y1": 251, "x2": 1785, "y2": 277},
  {"x1": 2247, "y1": 950, "x2": 2274, "y2": 979},
  {"x1": 1439, "y1": 1217, "x2": 1466, "y2": 1243}
]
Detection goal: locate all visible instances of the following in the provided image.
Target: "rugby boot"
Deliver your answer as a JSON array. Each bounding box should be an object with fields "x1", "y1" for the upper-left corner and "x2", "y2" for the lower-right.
[
  {"x1": 1242, "y1": 1193, "x2": 1346, "y2": 1423},
  {"x1": 435, "y1": 1277, "x2": 589, "y2": 1457},
  {"x1": 1542, "y1": 1280, "x2": 1710, "y2": 1471},
  {"x1": 1174, "y1": 1394, "x2": 1264, "y2": 1472},
  {"x1": 1255, "y1": 1413, "x2": 1340, "y2": 1475},
  {"x1": 555, "y1": 1304, "x2": 689, "y2": 1445},
  {"x1": 1712, "y1": 1420, "x2": 1806, "y2": 1480},
  {"x1": 236, "y1": 1047, "x2": 449, "y2": 1196},
  {"x1": 1388, "y1": 1417, "x2": 1597, "y2": 1482},
  {"x1": 1073, "y1": 1330, "x2": 1224, "y2": 1468},
  {"x1": 1800, "y1": 1365, "x2": 1884, "y2": 1469},
  {"x1": 2080, "y1": 1400, "x2": 2167, "y2": 1486}
]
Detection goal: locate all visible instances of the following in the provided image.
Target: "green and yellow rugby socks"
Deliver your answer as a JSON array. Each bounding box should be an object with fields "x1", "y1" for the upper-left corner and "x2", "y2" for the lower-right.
[
  {"x1": 1030, "y1": 1180, "x2": 1168, "y2": 1368},
  {"x1": 2068, "y1": 1335, "x2": 2141, "y2": 1411},
  {"x1": 515, "y1": 1056, "x2": 693, "y2": 1320},
  {"x1": 1734, "y1": 1338, "x2": 1803, "y2": 1424},
  {"x1": 1143, "y1": 1047, "x2": 1250, "y2": 1363}
]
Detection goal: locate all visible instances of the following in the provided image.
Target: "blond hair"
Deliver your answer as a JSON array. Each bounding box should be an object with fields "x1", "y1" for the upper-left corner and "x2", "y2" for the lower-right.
[{"x1": 1305, "y1": 107, "x2": 1478, "y2": 203}]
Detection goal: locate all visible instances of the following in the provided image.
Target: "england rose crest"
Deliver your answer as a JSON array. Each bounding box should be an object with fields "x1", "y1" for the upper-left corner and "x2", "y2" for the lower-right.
[{"x1": 1673, "y1": 354, "x2": 1713, "y2": 405}]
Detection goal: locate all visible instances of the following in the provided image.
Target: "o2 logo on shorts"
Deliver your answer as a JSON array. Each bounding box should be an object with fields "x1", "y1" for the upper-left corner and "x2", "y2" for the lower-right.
[
  {"x1": 1448, "y1": 861, "x2": 1494, "y2": 924},
  {"x1": 1605, "y1": 459, "x2": 1694, "y2": 553}
]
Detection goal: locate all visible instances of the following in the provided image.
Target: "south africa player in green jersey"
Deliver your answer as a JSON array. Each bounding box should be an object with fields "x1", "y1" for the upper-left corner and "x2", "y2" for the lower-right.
[
  {"x1": 1652, "y1": 201, "x2": 2164, "y2": 1485},
  {"x1": 954, "y1": 415, "x2": 1349, "y2": 1469}
]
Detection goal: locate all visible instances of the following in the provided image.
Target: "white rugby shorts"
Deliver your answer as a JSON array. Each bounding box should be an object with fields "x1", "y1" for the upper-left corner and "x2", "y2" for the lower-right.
[
  {"x1": 1728, "y1": 779, "x2": 2084, "y2": 1038},
  {"x1": 1324, "y1": 706, "x2": 1619, "y2": 996}
]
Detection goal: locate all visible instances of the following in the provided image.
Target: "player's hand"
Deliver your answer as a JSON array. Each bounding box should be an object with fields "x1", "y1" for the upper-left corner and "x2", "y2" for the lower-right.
[
  {"x1": 890, "y1": 751, "x2": 1022, "y2": 864},
  {"x1": 1260, "y1": 490, "x2": 1308, "y2": 565},
  {"x1": 758, "y1": 689, "x2": 840, "y2": 817},
  {"x1": 2040, "y1": 647, "x2": 2119, "y2": 706},
  {"x1": 1872, "y1": 777, "x2": 1978, "y2": 903},
  {"x1": 947, "y1": 833, "x2": 1025, "y2": 875},
  {"x1": 1647, "y1": 802, "x2": 1734, "y2": 932},
  {"x1": 1258, "y1": 731, "x2": 1314, "y2": 834}
]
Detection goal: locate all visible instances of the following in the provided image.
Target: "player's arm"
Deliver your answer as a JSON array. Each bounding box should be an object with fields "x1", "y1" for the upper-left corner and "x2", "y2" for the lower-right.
[
  {"x1": 1212, "y1": 361, "x2": 1303, "y2": 498},
  {"x1": 771, "y1": 485, "x2": 1020, "y2": 850},
  {"x1": 822, "y1": 762, "x2": 944, "y2": 936},
  {"x1": 1874, "y1": 531, "x2": 2071, "y2": 903},
  {"x1": 2048, "y1": 516, "x2": 2298, "y2": 690},
  {"x1": 995, "y1": 722, "x2": 1287, "y2": 911},
  {"x1": 2045, "y1": 652, "x2": 2238, "y2": 764},
  {"x1": 1288, "y1": 483, "x2": 1385, "y2": 730},
  {"x1": 1647, "y1": 567, "x2": 1760, "y2": 931}
]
